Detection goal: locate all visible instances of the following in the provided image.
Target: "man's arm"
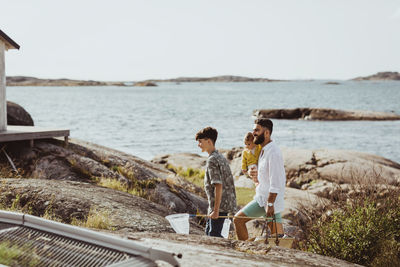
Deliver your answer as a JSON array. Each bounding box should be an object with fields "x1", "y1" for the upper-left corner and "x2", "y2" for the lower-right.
[
  {"x1": 266, "y1": 152, "x2": 284, "y2": 217},
  {"x1": 266, "y1": 192, "x2": 277, "y2": 217},
  {"x1": 210, "y1": 183, "x2": 222, "y2": 219}
]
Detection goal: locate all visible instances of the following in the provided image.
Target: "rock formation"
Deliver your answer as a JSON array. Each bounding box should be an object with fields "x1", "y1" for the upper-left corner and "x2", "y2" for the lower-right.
[
  {"x1": 352, "y1": 71, "x2": 400, "y2": 81},
  {"x1": 254, "y1": 108, "x2": 400, "y2": 120},
  {"x1": 6, "y1": 76, "x2": 127, "y2": 86},
  {"x1": 2, "y1": 138, "x2": 208, "y2": 217},
  {"x1": 133, "y1": 81, "x2": 157, "y2": 87},
  {"x1": 137, "y1": 75, "x2": 282, "y2": 83},
  {"x1": 153, "y1": 147, "x2": 400, "y2": 235},
  {"x1": 6, "y1": 101, "x2": 34, "y2": 126}
]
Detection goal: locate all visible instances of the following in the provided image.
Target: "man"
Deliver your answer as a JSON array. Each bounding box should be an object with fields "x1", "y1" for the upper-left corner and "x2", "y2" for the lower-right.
[
  {"x1": 195, "y1": 126, "x2": 237, "y2": 237},
  {"x1": 233, "y1": 118, "x2": 286, "y2": 240}
]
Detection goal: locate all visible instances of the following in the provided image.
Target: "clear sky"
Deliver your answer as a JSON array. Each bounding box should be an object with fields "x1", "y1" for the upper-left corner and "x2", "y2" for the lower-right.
[{"x1": 2, "y1": 0, "x2": 400, "y2": 81}]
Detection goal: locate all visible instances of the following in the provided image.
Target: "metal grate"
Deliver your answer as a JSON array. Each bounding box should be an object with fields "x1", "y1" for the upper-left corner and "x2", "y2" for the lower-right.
[{"x1": 0, "y1": 225, "x2": 156, "y2": 267}]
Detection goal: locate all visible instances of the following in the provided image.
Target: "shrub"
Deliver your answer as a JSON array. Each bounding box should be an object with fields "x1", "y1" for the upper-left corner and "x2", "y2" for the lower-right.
[{"x1": 303, "y1": 185, "x2": 400, "y2": 266}]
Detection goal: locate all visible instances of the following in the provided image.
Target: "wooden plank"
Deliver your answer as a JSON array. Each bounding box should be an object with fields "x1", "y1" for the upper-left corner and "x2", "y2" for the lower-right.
[{"x1": 0, "y1": 126, "x2": 69, "y2": 143}]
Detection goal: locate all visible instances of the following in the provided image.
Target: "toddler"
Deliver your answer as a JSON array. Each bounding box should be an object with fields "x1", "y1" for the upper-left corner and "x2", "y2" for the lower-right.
[{"x1": 241, "y1": 132, "x2": 262, "y2": 177}]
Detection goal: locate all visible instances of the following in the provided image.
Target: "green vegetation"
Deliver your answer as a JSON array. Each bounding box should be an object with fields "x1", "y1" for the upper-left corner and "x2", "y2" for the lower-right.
[
  {"x1": 301, "y1": 184, "x2": 400, "y2": 266},
  {"x1": 167, "y1": 164, "x2": 255, "y2": 207},
  {"x1": 71, "y1": 207, "x2": 113, "y2": 230},
  {"x1": 98, "y1": 175, "x2": 159, "y2": 200},
  {"x1": 0, "y1": 241, "x2": 40, "y2": 267},
  {"x1": 167, "y1": 164, "x2": 205, "y2": 188},
  {"x1": 235, "y1": 187, "x2": 255, "y2": 206}
]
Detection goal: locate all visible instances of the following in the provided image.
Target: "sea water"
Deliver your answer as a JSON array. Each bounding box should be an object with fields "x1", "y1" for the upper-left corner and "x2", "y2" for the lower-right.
[{"x1": 7, "y1": 80, "x2": 400, "y2": 163}]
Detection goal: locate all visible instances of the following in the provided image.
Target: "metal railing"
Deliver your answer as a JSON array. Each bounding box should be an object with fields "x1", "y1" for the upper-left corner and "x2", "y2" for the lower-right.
[{"x1": 0, "y1": 210, "x2": 180, "y2": 267}]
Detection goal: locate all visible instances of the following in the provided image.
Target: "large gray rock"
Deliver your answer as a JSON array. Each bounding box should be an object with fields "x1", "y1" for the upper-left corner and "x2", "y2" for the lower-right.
[
  {"x1": 6, "y1": 101, "x2": 34, "y2": 126},
  {"x1": 0, "y1": 178, "x2": 203, "y2": 234},
  {"x1": 282, "y1": 148, "x2": 400, "y2": 186},
  {"x1": 128, "y1": 232, "x2": 359, "y2": 267},
  {"x1": 3, "y1": 139, "x2": 208, "y2": 216},
  {"x1": 254, "y1": 108, "x2": 400, "y2": 121}
]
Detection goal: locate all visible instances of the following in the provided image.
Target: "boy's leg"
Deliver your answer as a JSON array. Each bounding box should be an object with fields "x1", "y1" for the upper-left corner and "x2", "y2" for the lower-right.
[
  {"x1": 205, "y1": 218, "x2": 211, "y2": 236},
  {"x1": 208, "y1": 212, "x2": 227, "y2": 237}
]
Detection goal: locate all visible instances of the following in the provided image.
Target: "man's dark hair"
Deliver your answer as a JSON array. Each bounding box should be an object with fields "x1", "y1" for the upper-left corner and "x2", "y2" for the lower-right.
[
  {"x1": 255, "y1": 118, "x2": 273, "y2": 134},
  {"x1": 195, "y1": 127, "x2": 218, "y2": 145}
]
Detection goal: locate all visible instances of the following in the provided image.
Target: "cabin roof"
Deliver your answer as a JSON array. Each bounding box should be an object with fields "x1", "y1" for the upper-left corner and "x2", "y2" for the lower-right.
[{"x1": 0, "y1": 29, "x2": 20, "y2": 50}]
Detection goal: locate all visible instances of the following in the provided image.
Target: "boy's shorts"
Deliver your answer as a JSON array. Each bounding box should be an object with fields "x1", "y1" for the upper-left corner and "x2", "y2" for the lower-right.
[{"x1": 241, "y1": 199, "x2": 282, "y2": 223}]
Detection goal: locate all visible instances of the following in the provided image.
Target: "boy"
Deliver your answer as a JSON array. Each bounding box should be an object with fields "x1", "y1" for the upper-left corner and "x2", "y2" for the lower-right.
[{"x1": 195, "y1": 127, "x2": 237, "y2": 237}]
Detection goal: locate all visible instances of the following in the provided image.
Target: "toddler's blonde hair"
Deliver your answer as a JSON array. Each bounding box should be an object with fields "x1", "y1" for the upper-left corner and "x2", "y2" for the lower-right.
[{"x1": 244, "y1": 132, "x2": 254, "y2": 143}]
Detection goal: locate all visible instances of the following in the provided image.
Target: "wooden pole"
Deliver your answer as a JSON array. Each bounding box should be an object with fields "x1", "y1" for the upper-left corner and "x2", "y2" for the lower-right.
[{"x1": 0, "y1": 41, "x2": 6, "y2": 132}]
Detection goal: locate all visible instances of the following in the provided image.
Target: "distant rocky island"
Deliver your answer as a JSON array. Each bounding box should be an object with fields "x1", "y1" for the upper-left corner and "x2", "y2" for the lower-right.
[
  {"x1": 142, "y1": 75, "x2": 282, "y2": 83},
  {"x1": 352, "y1": 71, "x2": 400, "y2": 81},
  {"x1": 255, "y1": 108, "x2": 400, "y2": 121},
  {"x1": 6, "y1": 75, "x2": 282, "y2": 87},
  {"x1": 6, "y1": 76, "x2": 127, "y2": 86}
]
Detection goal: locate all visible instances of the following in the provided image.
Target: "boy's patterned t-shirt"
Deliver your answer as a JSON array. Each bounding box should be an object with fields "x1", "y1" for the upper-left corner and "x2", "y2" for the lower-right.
[{"x1": 204, "y1": 150, "x2": 237, "y2": 214}]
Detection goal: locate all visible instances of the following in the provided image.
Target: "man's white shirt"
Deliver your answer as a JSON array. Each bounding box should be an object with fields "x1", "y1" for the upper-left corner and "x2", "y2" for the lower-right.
[{"x1": 254, "y1": 141, "x2": 286, "y2": 214}]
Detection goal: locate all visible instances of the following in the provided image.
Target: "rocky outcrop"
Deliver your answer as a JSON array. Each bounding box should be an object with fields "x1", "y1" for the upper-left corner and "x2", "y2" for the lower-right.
[
  {"x1": 6, "y1": 101, "x2": 34, "y2": 126},
  {"x1": 127, "y1": 232, "x2": 359, "y2": 267},
  {"x1": 153, "y1": 147, "x2": 400, "y2": 226},
  {"x1": 133, "y1": 81, "x2": 157, "y2": 87},
  {"x1": 2, "y1": 139, "x2": 208, "y2": 216},
  {"x1": 153, "y1": 153, "x2": 206, "y2": 170},
  {"x1": 282, "y1": 148, "x2": 400, "y2": 186},
  {"x1": 324, "y1": 81, "x2": 340, "y2": 85},
  {"x1": 254, "y1": 108, "x2": 400, "y2": 121},
  {"x1": 0, "y1": 178, "x2": 203, "y2": 234},
  {"x1": 6, "y1": 76, "x2": 127, "y2": 86},
  {"x1": 352, "y1": 71, "x2": 400, "y2": 81}
]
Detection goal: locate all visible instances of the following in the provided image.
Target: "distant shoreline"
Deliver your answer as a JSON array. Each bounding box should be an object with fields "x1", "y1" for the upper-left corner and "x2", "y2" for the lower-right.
[{"x1": 6, "y1": 72, "x2": 400, "y2": 86}]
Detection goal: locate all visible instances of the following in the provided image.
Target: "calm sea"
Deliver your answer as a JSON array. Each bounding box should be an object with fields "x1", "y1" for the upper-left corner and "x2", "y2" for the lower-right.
[{"x1": 7, "y1": 81, "x2": 400, "y2": 163}]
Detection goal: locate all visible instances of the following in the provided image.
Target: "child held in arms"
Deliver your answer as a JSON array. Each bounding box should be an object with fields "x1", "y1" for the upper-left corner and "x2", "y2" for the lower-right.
[
  {"x1": 241, "y1": 132, "x2": 262, "y2": 185},
  {"x1": 195, "y1": 127, "x2": 237, "y2": 237}
]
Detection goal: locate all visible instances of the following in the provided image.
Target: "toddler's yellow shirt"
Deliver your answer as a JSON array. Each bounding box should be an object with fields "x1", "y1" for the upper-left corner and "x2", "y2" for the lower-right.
[{"x1": 241, "y1": 144, "x2": 262, "y2": 171}]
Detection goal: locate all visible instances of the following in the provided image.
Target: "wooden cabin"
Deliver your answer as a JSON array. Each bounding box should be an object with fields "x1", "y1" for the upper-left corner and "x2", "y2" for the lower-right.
[{"x1": 0, "y1": 29, "x2": 69, "y2": 146}]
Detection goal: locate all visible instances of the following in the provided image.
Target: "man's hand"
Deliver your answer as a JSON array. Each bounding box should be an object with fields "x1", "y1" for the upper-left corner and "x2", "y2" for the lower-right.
[
  {"x1": 266, "y1": 205, "x2": 274, "y2": 218},
  {"x1": 210, "y1": 210, "x2": 219, "y2": 219}
]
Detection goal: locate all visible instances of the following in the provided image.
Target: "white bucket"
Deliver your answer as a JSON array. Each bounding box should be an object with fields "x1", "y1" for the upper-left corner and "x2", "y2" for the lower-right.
[
  {"x1": 221, "y1": 219, "x2": 231, "y2": 238},
  {"x1": 165, "y1": 213, "x2": 190, "y2": 234}
]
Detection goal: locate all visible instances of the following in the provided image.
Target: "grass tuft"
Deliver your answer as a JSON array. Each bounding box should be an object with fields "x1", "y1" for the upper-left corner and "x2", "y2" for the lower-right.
[
  {"x1": 71, "y1": 207, "x2": 113, "y2": 230},
  {"x1": 0, "y1": 241, "x2": 40, "y2": 267}
]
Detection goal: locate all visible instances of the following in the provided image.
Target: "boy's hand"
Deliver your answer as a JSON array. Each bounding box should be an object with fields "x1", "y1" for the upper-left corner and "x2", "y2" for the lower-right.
[{"x1": 210, "y1": 210, "x2": 219, "y2": 219}]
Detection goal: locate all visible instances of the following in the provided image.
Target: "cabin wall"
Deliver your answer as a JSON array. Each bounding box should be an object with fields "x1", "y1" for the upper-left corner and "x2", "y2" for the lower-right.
[{"x1": 0, "y1": 41, "x2": 6, "y2": 131}]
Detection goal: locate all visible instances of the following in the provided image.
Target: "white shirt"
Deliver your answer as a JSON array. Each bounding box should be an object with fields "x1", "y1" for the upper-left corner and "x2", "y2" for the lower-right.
[{"x1": 254, "y1": 141, "x2": 286, "y2": 213}]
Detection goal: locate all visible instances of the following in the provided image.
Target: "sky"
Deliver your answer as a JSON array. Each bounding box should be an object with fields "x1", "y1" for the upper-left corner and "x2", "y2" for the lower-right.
[{"x1": 2, "y1": 0, "x2": 400, "y2": 81}]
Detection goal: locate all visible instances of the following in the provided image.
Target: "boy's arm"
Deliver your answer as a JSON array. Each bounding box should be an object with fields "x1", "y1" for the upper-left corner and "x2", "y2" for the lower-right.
[{"x1": 210, "y1": 183, "x2": 222, "y2": 219}]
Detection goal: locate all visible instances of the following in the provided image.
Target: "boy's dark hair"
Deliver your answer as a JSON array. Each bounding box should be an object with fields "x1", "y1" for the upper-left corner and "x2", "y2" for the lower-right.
[
  {"x1": 195, "y1": 127, "x2": 218, "y2": 145},
  {"x1": 255, "y1": 118, "x2": 273, "y2": 134}
]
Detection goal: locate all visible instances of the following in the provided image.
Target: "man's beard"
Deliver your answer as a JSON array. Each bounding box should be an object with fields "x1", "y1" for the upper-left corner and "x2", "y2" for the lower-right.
[{"x1": 254, "y1": 133, "x2": 265, "y2": 145}]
